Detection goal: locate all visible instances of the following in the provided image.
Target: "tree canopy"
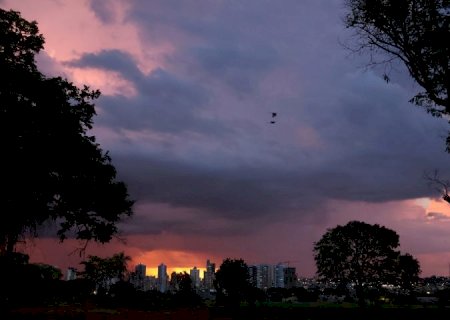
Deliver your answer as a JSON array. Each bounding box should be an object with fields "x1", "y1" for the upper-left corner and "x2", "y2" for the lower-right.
[
  {"x1": 0, "y1": 8, "x2": 133, "y2": 254},
  {"x1": 314, "y1": 221, "x2": 420, "y2": 303},
  {"x1": 214, "y1": 258, "x2": 253, "y2": 307},
  {"x1": 79, "y1": 252, "x2": 131, "y2": 294},
  {"x1": 171, "y1": 272, "x2": 193, "y2": 292},
  {"x1": 345, "y1": 0, "x2": 450, "y2": 118}
]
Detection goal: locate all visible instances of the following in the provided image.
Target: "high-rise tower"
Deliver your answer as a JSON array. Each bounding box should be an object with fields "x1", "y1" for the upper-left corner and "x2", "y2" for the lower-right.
[
  {"x1": 134, "y1": 263, "x2": 147, "y2": 290},
  {"x1": 203, "y1": 259, "x2": 216, "y2": 290},
  {"x1": 158, "y1": 263, "x2": 168, "y2": 292},
  {"x1": 190, "y1": 266, "x2": 201, "y2": 288}
]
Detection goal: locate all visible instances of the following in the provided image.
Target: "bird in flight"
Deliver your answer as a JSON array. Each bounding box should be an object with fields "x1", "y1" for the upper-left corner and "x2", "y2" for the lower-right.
[{"x1": 270, "y1": 112, "x2": 277, "y2": 124}]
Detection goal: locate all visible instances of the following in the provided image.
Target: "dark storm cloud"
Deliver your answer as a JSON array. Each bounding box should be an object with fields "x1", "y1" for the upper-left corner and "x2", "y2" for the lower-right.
[
  {"x1": 87, "y1": 0, "x2": 117, "y2": 24},
  {"x1": 67, "y1": 50, "x2": 232, "y2": 135},
  {"x1": 81, "y1": 0, "x2": 450, "y2": 236},
  {"x1": 121, "y1": 0, "x2": 308, "y2": 94},
  {"x1": 67, "y1": 50, "x2": 142, "y2": 82},
  {"x1": 114, "y1": 154, "x2": 310, "y2": 219},
  {"x1": 172, "y1": 44, "x2": 279, "y2": 96},
  {"x1": 3, "y1": 0, "x2": 447, "y2": 277},
  {"x1": 296, "y1": 73, "x2": 450, "y2": 200},
  {"x1": 108, "y1": 84, "x2": 450, "y2": 234}
]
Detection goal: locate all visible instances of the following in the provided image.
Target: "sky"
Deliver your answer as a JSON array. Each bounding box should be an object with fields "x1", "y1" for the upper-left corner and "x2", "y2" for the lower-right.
[{"x1": 4, "y1": 0, "x2": 450, "y2": 278}]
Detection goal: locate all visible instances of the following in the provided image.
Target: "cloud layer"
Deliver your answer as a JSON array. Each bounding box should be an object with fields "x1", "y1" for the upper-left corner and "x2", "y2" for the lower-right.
[{"x1": 4, "y1": 0, "x2": 450, "y2": 276}]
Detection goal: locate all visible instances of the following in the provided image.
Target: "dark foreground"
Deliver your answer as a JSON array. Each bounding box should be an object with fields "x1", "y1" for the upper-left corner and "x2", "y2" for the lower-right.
[{"x1": 6, "y1": 305, "x2": 450, "y2": 320}]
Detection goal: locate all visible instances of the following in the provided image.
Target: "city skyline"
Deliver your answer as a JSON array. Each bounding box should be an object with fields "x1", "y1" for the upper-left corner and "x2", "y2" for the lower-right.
[{"x1": 3, "y1": 0, "x2": 450, "y2": 277}]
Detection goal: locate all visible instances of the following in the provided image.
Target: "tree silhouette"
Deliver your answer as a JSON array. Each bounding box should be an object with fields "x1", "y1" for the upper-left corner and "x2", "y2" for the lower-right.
[
  {"x1": 175, "y1": 272, "x2": 193, "y2": 292},
  {"x1": 314, "y1": 221, "x2": 420, "y2": 305},
  {"x1": 344, "y1": 0, "x2": 449, "y2": 117},
  {"x1": 0, "y1": 8, "x2": 133, "y2": 254},
  {"x1": 79, "y1": 252, "x2": 131, "y2": 295},
  {"x1": 215, "y1": 258, "x2": 252, "y2": 309},
  {"x1": 397, "y1": 253, "x2": 421, "y2": 290}
]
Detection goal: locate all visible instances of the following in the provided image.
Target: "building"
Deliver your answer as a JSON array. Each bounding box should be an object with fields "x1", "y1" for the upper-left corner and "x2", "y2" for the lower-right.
[
  {"x1": 275, "y1": 264, "x2": 286, "y2": 288},
  {"x1": 203, "y1": 259, "x2": 216, "y2": 290},
  {"x1": 256, "y1": 264, "x2": 274, "y2": 289},
  {"x1": 169, "y1": 271, "x2": 179, "y2": 291},
  {"x1": 158, "y1": 263, "x2": 168, "y2": 292},
  {"x1": 248, "y1": 265, "x2": 258, "y2": 287},
  {"x1": 144, "y1": 275, "x2": 157, "y2": 291},
  {"x1": 284, "y1": 267, "x2": 297, "y2": 289},
  {"x1": 66, "y1": 267, "x2": 77, "y2": 281},
  {"x1": 133, "y1": 263, "x2": 147, "y2": 291},
  {"x1": 190, "y1": 266, "x2": 201, "y2": 289},
  {"x1": 248, "y1": 263, "x2": 298, "y2": 289},
  {"x1": 135, "y1": 264, "x2": 146, "y2": 278}
]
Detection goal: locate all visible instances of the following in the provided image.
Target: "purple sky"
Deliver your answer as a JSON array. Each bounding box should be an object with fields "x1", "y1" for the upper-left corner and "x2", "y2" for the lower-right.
[{"x1": 4, "y1": 0, "x2": 450, "y2": 277}]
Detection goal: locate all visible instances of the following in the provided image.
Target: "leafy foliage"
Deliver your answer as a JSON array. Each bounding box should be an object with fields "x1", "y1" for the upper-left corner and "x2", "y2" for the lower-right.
[
  {"x1": 345, "y1": 0, "x2": 450, "y2": 118},
  {"x1": 314, "y1": 221, "x2": 420, "y2": 304},
  {"x1": 171, "y1": 272, "x2": 193, "y2": 292},
  {"x1": 397, "y1": 253, "x2": 421, "y2": 289},
  {"x1": 215, "y1": 258, "x2": 253, "y2": 307},
  {"x1": 0, "y1": 8, "x2": 133, "y2": 253},
  {"x1": 79, "y1": 252, "x2": 131, "y2": 294},
  {"x1": 0, "y1": 253, "x2": 66, "y2": 307}
]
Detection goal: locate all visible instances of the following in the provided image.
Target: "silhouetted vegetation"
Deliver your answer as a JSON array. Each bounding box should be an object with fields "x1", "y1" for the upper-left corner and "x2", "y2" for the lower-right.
[
  {"x1": 314, "y1": 221, "x2": 421, "y2": 306},
  {"x1": 0, "y1": 253, "x2": 67, "y2": 308},
  {"x1": 345, "y1": 0, "x2": 449, "y2": 116},
  {"x1": 78, "y1": 252, "x2": 131, "y2": 295},
  {"x1": 1, "y1": 252, "x2": 449, "y2": 319},
  {"x1": 214, "y1": 258, "x2": 254, "y2": 309},
  {"x1": 0, "y1": 8, "x2": 133, "y2": 256}
]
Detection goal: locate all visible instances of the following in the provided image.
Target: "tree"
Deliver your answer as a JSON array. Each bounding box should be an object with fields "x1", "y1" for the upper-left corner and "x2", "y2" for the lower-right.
[
  {"x1": 0, "y1": 253, "x2": 65, "y2": 307},
  {"x1": 397, "y1": 253, "x2": 421, "y2": 290},
  {"x1": 79, "y1": 252, "x2": 131, "y2": 294},
  {"x1": 171, "y1": 272, "x2": 193, "y2": 292},
  {"x1": 313, "y1": 221, "x2": 420, "y2": 305},
  {"x1": 169, "y1": 272, "x2": 203, "y2": 307},
  {"x1": 214, "y1": 258, "x2": 253, "y2": 308},
  {"x1": 0, "y1": 9, "x2": 133, "y2": 254},
  {"x1": 34, "y1": 263, "x2": 63, "y2": 281},
  {"x1": 345, "y1": 0, "x2": 449, "y2": 117}
]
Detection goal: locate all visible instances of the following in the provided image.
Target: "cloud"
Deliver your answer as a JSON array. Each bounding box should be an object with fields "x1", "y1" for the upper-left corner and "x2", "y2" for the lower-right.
[
  {"x1": 67, "y1": 50, "x2": 231, "y2": 135},
  {"x1": 33, "y1": 1, "x2": 450, "y2": 240},
  {"x1": 170, "y1": 44, "x2": 280, "y2": 96},
  {"x1": 113, "y1": 154, "x2": 321, "y2": 221},
  {"x1": 65, "y1": 45, "x2": 450, "y2": 239},
  {"x1": 66, "y1": 50, "x2": 142, "y2": 82},
  {"x1": 426, "y1": 212, "x2": 450, "y2": 221},
  {"x1": 9, "y1": 0, "x2": 450, "y2": 276},
  {"x1": 87, "y1": 0, "x2": 118, "y2": 24}
]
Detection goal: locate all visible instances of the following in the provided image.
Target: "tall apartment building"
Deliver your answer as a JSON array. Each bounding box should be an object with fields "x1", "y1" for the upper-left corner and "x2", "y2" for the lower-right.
[
  {"x1": 190, "y1": 266, "x2": 201, "y2": 289},
  {"x1": 248, "y1": 265, "x2": 258, "y2": 287},
  {"x1": 249, "y1": 263, "x2": 298, "y2": 289},
  {"x1": 256, "y1": 264, "x2": 275, "y2": 289},
  {"x1": 274, "y1": 263, "x2": 286, "y2": 288},
  {"x1": 66, "y1": 267, "x2": 77, "y2": 281},
  {"x1": 158, "y1": 263, "x2": 168, "y2": 292},
  {"x1": 133, "y1": 263, "x2": 147, "y2": 291},
  {"x1": 203, "y1": 259, "x2": 216, "y2": 290},
  {"x1": 135, "y1": 264, "x2": 146, "y2": 277},
  {"x1": 283, "y1": 267, "x2": 298, "y2": 289}
]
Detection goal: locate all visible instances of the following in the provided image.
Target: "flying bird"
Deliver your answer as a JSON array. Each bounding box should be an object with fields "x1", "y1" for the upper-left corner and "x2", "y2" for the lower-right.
[{"x1": 270, "y1": 112, "x2": 277, "y2": 124}]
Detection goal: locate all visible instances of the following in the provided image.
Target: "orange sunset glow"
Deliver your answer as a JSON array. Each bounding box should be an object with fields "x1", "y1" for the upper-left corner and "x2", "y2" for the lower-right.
[{"x1": 144, "y1": 267, "x2": 207, "y2": 278}]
